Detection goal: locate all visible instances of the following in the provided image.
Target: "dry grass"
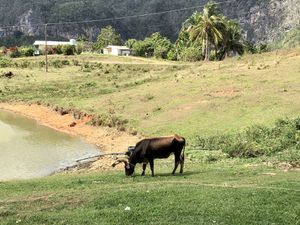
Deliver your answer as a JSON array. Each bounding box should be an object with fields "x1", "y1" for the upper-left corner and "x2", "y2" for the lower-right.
[{"x1": 0, "y1": 48, "x2": 300, "y2": 142}]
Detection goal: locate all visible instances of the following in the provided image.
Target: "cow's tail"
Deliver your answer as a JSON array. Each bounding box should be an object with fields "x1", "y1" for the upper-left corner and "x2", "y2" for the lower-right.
[{"x1": 180, "y1": 138, "x2": 186, "y2": 162}]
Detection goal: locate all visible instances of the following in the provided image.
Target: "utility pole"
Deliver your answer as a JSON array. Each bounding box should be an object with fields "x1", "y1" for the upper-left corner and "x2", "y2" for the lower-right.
[{"x1": 44, "y1": 23, "x2": 48, "y2": 72}]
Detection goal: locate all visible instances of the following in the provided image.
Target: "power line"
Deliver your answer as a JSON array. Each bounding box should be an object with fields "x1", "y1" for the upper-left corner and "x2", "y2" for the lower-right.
[{"x1": 0, "y1": 0, "x2": 236, "y2": 30}]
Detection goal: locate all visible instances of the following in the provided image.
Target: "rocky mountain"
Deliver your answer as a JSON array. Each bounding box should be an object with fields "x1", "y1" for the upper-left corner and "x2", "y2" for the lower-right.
[{"x1": 0, "y1": 0, "x2": 299, "y2": 44}]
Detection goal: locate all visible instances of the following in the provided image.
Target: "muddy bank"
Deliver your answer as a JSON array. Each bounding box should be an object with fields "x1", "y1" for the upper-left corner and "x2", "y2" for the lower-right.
[{"x1": 0, "y1": 102, "x2": 140, "y2": 172}]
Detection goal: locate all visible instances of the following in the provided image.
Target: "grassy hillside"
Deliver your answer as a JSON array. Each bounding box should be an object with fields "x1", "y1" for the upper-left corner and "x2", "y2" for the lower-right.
[
  {"x1": 1, "y1": 161, "x2": 300, "y2": 224},
  {"x1": 1, "y1": 48, "x2": 300, "y2": 142},
  {"x1": 1, "y1": 49, "x2": 300, "y2": 225}
]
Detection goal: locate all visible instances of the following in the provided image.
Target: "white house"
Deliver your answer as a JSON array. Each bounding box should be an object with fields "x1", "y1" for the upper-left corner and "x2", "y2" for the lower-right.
[
  {"x1": 33, "y1": 39, "x2": 77, "y2": 55},
  {"x1": 103, "y1": 45, "x2": 131, "y2": 56}
]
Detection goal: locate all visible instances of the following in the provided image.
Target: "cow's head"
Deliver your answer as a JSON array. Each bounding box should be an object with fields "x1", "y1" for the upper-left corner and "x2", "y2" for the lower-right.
[{"x1": 112, "y1": 159, "x2": 135, "y2": 176}]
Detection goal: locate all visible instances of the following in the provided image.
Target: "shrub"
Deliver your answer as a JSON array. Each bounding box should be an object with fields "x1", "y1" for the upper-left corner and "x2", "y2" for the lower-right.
[
  {"x1": 0, "y1": 57, "x2": 12, "y2": 68},
  {"x1": 179, "y1": 47, "x2": 203, "y2": 62},
  {"x1": 72, "y1": 59, "x2": 79, "y2": 66},
  {"x1": 20, "y1": 46, "x2": 34, "y2": 57},
  {"x1": 56, "y1": 45, "x2": 63, "y2": 54},
  {"x1": 167, "y1": 49, "x2": 178, "y2": 61},
  {"x1": 8, "y1": 47, "x2": 21, "y2": 58},
  {"x1": 20, "y1": 60, "x2": 31, "y2": 68},
  {"x1": 62, "y1": 45, "x2": 75, "y2": 55},
  {"x1": 61, "y1": 60, "x2": 70, "y2": 65},
  {"x1": 51, "y1": 60, "x2": 63, "y2": 68},
  {"x1": 195, "y1": 117, "x2": 300, "y2": 158},
  {"x1": 38, "y1": 61, "x2": 46, "y2": 68},
  {"x1": 153, "y1": 45, "x2": 169, "y2": 59},
  {"x1": 75, "y1": 43, "x2": 83, "y2": 55}
]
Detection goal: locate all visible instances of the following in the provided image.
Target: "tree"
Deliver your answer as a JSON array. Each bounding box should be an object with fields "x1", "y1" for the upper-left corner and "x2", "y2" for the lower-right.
[
  {"x1": 130, "y1": 32, "x2": 173, "y2": 59},
  {"x1": 218, "y1": 19, "x2": 244, "y2": 59},
  {"x1": 187, "y1": 1, "x2": 225, "y2": 61},
  {"x1": 95, "y1": 25, "x2": 122, "y2": 50}
]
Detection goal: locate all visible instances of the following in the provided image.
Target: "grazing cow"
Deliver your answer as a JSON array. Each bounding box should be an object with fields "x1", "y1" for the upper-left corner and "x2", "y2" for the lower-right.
[{"x1": 112, "y1": 135, "x2": 185, "y2": 176}]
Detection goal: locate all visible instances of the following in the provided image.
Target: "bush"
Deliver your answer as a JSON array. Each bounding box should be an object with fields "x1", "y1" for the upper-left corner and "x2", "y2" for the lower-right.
[
  {"x1": 167, "y1": 49, "x2": 178, "y2": 61},
  {"x1": 8, "y1": 47, "x2": 21, "y2": 58},
  {"x1": 195, "y1": 118, "x2": 300, "y2": 158},
  {"x1": 61, "y1": 45, "x2": 75, "y2": 55},
  {"x1": 0, "y1": 57, "x2": 12, "y2": 68},
  {"x1": 20, "y1": 46, "x2": 34, "y2": 57},
  {"x1": 153, "y1": 45, "x2": 169, "y2": 59},
  {"x1": 75, "y1": 43, "x2": 83, "y2": 55},
  {"x1": 20, "y1": 60, "x2": 31, "y2": 68},
  {"x1": 51, "y1": 60, "x2": 63, "y2": 68},
  {"x1": 56, "y1": 45, "x2": 63, "y2": 54},
  {"x1": 179, "y1": 47, "x2": 203, "y2": 62}
]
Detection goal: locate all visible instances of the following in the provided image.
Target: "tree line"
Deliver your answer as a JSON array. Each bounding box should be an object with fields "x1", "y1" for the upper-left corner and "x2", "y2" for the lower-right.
[
  {"x1": 1, "y1": 1, "x2": 268, "y2": 60},
  {"x1": 95, "y1": 1, "x2": 266, "y2": 61}
]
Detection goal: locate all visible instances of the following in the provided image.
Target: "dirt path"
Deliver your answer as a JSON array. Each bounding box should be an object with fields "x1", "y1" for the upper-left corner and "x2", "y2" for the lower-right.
[{"x1": 0, "y1": 102, "x2": 140, "y2": 172}]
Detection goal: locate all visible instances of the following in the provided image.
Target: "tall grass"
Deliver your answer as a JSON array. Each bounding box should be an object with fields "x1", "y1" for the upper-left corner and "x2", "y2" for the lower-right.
[{"x1": 195, "y1": 118, "x2": 300, "y2": 165}]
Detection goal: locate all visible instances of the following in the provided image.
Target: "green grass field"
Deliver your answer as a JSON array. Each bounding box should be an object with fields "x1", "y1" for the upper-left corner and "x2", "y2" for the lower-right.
[
  {"x1": 1, "y1": 49, "x2": 300, "y2": 225},
  {"x1": 1, "y1": 161, "x2": 299, "y2": 225}
]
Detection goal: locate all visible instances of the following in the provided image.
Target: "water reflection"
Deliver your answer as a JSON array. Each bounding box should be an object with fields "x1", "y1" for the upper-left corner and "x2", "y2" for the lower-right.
[{"x1": 0, "y1": 110, "x2": 99, "y2": 181}]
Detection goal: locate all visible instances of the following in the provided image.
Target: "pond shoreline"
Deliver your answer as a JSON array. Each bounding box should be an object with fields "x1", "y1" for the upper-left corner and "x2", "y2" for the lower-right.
[{"x1": 0, "y1": 102, "x2": 140, "y2": 172}]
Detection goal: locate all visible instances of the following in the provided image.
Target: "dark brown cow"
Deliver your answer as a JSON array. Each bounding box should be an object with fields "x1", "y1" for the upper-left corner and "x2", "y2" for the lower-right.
[{"x1": 112, "y1": 135, "x2": 185, "y2": 176}]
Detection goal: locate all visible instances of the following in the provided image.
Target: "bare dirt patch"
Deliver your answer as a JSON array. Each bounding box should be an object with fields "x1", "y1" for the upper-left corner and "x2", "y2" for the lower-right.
[{"x1": 211, "y1": 88, "x2": 241, "y2": 97}]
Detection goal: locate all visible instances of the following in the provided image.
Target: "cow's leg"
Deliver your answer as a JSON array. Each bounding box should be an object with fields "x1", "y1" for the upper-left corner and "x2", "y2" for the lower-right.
[
  {"x1": 141, "y1": 162, "x2": 147, "y2": 176},
  {"x1": 172, "y1": 153, "x2": 180, "y2": 175},
  {"x1": 149, "y1": 158, "x2": 154, "y2": 177},
  {"x1": 179, "y1": 152, "x2": 184, "y2": 174}
]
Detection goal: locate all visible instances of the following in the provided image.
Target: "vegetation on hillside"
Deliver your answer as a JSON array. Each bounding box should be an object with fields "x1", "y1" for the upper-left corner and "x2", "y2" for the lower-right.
[
  {"x1": 94, "y1": 26, "x2": 123, "y2": 50},
  {"x1": 125, "y1": 2, "x2": 245, "y2": 61},
  {"x1": 195, "y1": 118, "x2": 300, "y2": 166},
  {"x1": 271, "y1": 27, "x2": 300, "y2": 50}
]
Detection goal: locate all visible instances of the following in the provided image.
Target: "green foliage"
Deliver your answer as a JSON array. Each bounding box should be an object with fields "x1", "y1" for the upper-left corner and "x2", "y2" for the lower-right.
[
  {"x1": 243, "y1": 41, "x2": 257, "y2": 54},
  {"x1": 125, "y1": 39, "x2": 137, "y2": 49},
  {"x1": 50, "y1": 59, "x2": 70, "y2": 68},
  {"x1": 196, "y1": 118, "x2": 300, "y2": 160},
  {"x1": 131, "y1": 32, "x2": 173, "y2": 59},
  {"x1": 0, "y1": 57, "x2": 12, "y2": 68},
  {"x1": 131, "y1": 40, "x2": 153, "y2": 57},
  {"x1": 8, "y1": 47, "x2": 21, "y2": 58},
  {"x1": 271, "y1": 27, "x2": 300, "y2": 49},
  {"x1": 176, "y1": 2, "x2": 244, "y2": 61},
  {"x1": 75, "y1": 43, "x2": 83, "y2": 55},
  {"x1": 95, "y1": 25, "x2": 122, "y2": 50},
  {"x1": 167, "y1": 49, "x2": 177, "y2": 61},
  {"x1": 256, "y1": 43, "x2": 269, "y2": 54},
  {"x1": 56, "y1": 45, "x2": 63, "y2": 55},
  {"x1": 20, "y1": 46, "x2": 34, "y2": 57},
  {"x1": 178, "y1": 47, "x2": 203, "y2": 61},
  {"x1": 61, "y1": 45, "x2": 75, "y2": 55}
]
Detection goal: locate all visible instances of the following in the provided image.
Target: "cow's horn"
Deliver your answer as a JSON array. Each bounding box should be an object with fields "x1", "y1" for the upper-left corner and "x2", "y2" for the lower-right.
[{"x1": 112, "y1": 159, "x2": 129, "y2": 167}]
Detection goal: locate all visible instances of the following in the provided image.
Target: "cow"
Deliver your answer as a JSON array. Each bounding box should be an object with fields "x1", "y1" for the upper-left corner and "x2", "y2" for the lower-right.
[{"x1": 112, "y1": 134, "x2": 186, "y2": 176}]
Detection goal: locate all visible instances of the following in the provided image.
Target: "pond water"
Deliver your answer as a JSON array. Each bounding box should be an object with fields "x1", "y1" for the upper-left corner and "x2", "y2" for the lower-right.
[{"x1": 0, "y1": 110, "x2": 100, "y2": 181}]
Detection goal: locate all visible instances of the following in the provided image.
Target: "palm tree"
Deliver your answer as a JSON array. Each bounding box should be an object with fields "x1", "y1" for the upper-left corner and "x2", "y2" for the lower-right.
[
  {"x1": 188, "y1": 1, "x2": 225, "y2": 61},
  {"x1": 220, "y1": 19, "x2": 244, "y2": 58}
]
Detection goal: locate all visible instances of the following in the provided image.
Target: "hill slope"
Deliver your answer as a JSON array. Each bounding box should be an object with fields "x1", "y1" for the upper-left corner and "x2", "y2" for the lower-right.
[
  {"x1": 0, "y1": 48, "x2": 299, "y2": 142},
  {"x1": 0, "y1": 0, "x2": 299, "y2": 44}
]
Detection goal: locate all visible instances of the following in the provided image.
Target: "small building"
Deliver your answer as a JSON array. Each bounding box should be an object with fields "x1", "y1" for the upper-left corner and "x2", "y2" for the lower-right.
[
  {"x1": 33, "y1": 39, "x2": 77, "y2": 55},
  {"x1": 103, "y1": 45, "x2": 131, "y2": 56}
]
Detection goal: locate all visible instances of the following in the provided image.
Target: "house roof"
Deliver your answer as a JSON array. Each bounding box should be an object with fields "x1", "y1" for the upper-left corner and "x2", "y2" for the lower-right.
[
  {"x1": 104, "y1": 45, "x2": 131, "y2": 50},
  {"x1": 33, "y1": 40, "x2": 72, "y2": 46}
]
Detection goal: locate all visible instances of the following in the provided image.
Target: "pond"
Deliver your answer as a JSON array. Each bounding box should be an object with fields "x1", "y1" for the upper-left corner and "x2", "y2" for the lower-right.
[{"x1": 0, "y1": 110, "x2": 100, "y2": 181}]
